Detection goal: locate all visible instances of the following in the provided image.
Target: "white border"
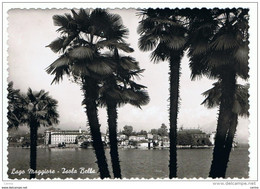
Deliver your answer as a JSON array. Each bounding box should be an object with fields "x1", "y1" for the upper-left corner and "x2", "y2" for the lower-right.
[{"x1": 1, "y1": 1, "x2": 258, "y2": 188}]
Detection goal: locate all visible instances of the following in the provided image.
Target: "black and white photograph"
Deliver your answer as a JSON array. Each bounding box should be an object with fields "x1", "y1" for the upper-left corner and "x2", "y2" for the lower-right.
[{"x1": 1, "y1": 1, "x2": 258, "y2": 188}]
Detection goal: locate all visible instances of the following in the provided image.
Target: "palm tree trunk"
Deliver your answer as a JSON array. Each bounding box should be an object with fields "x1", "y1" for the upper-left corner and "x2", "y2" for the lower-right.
[
  {"x1": 82, "y1": 77, "x2": 110, "y2": 179},
  {"x1": 169, "y1": 54, "x2": 181, "y2": 179},
  {"x1": 221, "y1": 113, "x2": 238, "y2": 177},
  {"x1": 209, "y1": 103, "x2": 231, "y2": 178},
  {"x1": 107, "y1": 100, "x2": 122, "y2": 179},
  {"x1": 209, "y1": 71, "x2": 236, "y2": 178},
  {"x1": 29, "y1": 120, "x2": 38, "y2": 179}
]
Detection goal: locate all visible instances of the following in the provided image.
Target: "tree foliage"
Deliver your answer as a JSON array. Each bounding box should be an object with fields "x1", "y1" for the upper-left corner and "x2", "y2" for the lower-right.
[
  {"x1": 122, "y1": 125, "x2": 133, "y2": 137},
  {"x1": 7, "y1": 82, "x2": 24, "y2": 129},
  {"x1": 187, "y1": 8, "x2": 249, "y2": 178}
]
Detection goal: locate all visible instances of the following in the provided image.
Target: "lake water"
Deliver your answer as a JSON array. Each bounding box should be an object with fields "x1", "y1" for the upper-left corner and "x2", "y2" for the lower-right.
[{"x1": 7, "y1": 147, "x2": 249, "y2": 179}]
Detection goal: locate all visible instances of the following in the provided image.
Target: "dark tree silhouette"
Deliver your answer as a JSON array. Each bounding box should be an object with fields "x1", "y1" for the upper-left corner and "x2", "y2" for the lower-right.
[
  {"x1": 46, "y1": 9, "x2": 134, "y2": 179},
  {"x1": 99, "y1": 54, "x2": 149, "y2": 178},
  {"x1": 188, "y1": 8, "x2": 249, "y2": 178},
  {"x1": 7, "y1": 84, "x2": 59, "y2": 179},
  {"x1": 138, "y1": 8, "x2": 188, "y2": 178}
]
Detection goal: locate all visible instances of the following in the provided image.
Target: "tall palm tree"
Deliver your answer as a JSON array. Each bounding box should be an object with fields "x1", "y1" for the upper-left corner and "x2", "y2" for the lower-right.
[
  {"x1": 46, "y1": 8, "x2": 133, "y2": 179},
  {"x1": 14, "y1": 88, "x2": 59, "y2": 179},
  {"x1": 188, "y1": 8, "x2": 249, "y2": 178},
  {"x1": 99, "y1": 54, "x2": 149, "y2": 178},
  {"x1": 137, "y1": 8, "x2": 187, "y2": 178},
  {"x1": 201, "y1": 82, "x2": 249, "y2": 177}
]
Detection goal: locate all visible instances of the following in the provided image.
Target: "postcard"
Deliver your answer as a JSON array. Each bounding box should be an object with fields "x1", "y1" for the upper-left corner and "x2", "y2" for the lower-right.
[{"x1": 1, "y1": 2, "x2": 258, "y2": 189}]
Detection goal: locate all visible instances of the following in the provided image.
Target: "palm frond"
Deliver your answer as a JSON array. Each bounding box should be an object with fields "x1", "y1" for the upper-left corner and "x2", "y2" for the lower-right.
[
  {"x1": 119, "y1": 56, "x2": 140, "y2": 71},
  {"x1": 105, "y1": 13, "x2": 129, "y2": 40},
  {"x1": 62, "y1": 34, "x2": 78, "y2": 49},
  {"x1": 150, "y1": 43, "x2": 170, "y2": 63},
  {"x1": 196, "y1": 22, "x2": 216, "y2": 32},
  {"x1": 98, "y1": 87, "x2": 124, "y2": 107},
  {"x1": 129, "y1": 81, "x2": 147, "y2": 90},
  {"x1": 7, "y1": 112, "x2": 20, "y2": 129},
  {"x1": 235, "y1": 61, "x2": 249, "y2": 80},
  {"x1": 7, "y1": 82, "x2": 25, "y2": 129},
  {"x1": 68, "y1": 46, "x2": 94, "y2": 59},
  {"x1": 106, "y1": 88, "x2": 123, "y2": 101},
  {"x1": 35, "y1": 110, "x2": 48, "y2": 117},
  {"x1": 138, "y1": 33, "x2": 159, "y2": 52},
  {"x1": 24, "y1": 88, "x2": 60, "y2": 127},
  {"x1": 51, "y1": 66, "x2": 70, "y2": 84},
  {"x1": 121, "y1": 89, "x2": 139, "y2": 101},
  {"x1": 202, "y1": 81, "x2": 249, "y2": 117},
  {"x1": 189, "y1": 41, "x2": 209, "y2": 56},
  {"x1": 96, "y1": 39, "x2": 134, "y2": 53},
  {"x1": 207, "y1": 52, "x2": 232, "y2": 67},
  {"x1": 115, "y1": 43, "x2": 134, "y2": 53},
  {"x1": 118, "y1": 69, "x2": 145, "y2": 81},
  {"x1": 38, "y1": 90, "x2": 49, "y2": 102},
  {"x1": 234, "y1": 42, "x2": 249, "y2": 65},
  {"x1": 137, "y1": 21, "x2": 147, "y2": 35},
  {"x1": 71, "y1": 9, "x2": 91, "y2": 32},
  {"x1": 147, "y1": 17, "x2": 180, "y2": 26},
  {"x1": 46, "y1": 56, "x2": 70, "y2": 75},
  {"x1": 87, "y1": 58, "x2": 115, "y2": 76},
  {"x1": 210, "y1": 33, "x2": 239, "y2": 51},
  {"x1": 71, "y1": 60, "x2": 91, "y2": 77},
  {"x1": 38, "y1": 119, "x2": 49, "y2": 127},
  {"x1": 46, "y1": 56, "x2": 70, "y2": 84},
  {"x1": 232, "y1": 84, "x2": 249, "y2": 116},
  {"x1": 127, "y1": 90, "x2": 150, "y2": 108},
  {"x1": 71, "y1": 9, "x2": 80, "y2": 20},
  {"x1": 232, "y1": 100, "x2": 242, "y2": 115},
  {"x1": 46, "y1": 37, "x2": 66, "y2": 53},
  {"x1": 77, "y1": 8, "x2": 90, "y2": 22},
  {"x1": 165, "y1": 36, "x2": 186, "y2": 50},
  {"x1": 27, "y1": 88, "x2": 37, "y2": 103},
  {"x1": 53, "y1": 14, "x2": 69, "y2": 27},
  {"x1": 189, "y1": 56, "x2": 211, "y2": 80},
  {"x1": 201, "y1": 81, "x2": 222, "y2": 108}
]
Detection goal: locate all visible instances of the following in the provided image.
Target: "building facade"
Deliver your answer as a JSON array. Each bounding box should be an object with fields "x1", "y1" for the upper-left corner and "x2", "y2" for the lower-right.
[{"x1": 44, "y1": 129, "x2": 86, "y2": 146}]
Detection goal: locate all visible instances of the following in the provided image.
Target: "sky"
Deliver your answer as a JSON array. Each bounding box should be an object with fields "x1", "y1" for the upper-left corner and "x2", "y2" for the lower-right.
[{"x1": 7, "y1": 8, "x2": 249, "y2": 143}]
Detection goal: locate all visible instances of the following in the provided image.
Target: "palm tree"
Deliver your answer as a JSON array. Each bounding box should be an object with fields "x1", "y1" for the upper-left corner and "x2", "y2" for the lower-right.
[
  {"x1": 99, "y1": 54, "x2": 149, "y2": 178},
  {"x1": 11, "y1": 88, "x2": 59, "y2": 179},
  {"x1": 46, "y1": 9, "x2": 133, "y2": 179},
  {"x1": 201, "y1": 82, "x2": 249, "y2": 177},
  {"x1": 8, "y1": 83, "x2": 59, "y2": 179},
  {"x1": 188, "y1": 8, "x2": 249, "y2": 178},
  {"x1": 137, "y1": 8, "x2": 187, "y2": 178}
]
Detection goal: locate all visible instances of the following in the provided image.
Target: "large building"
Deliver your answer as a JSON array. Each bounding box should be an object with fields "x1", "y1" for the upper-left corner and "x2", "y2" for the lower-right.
[{"x1": 44, "y1": 128, "x2": 86, "y2": 146}]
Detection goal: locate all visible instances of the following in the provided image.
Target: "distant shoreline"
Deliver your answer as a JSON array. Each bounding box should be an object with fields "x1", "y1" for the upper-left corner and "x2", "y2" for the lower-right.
[{"x1": 8, "y1": 144, "x2": 249, "y2": 150}]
